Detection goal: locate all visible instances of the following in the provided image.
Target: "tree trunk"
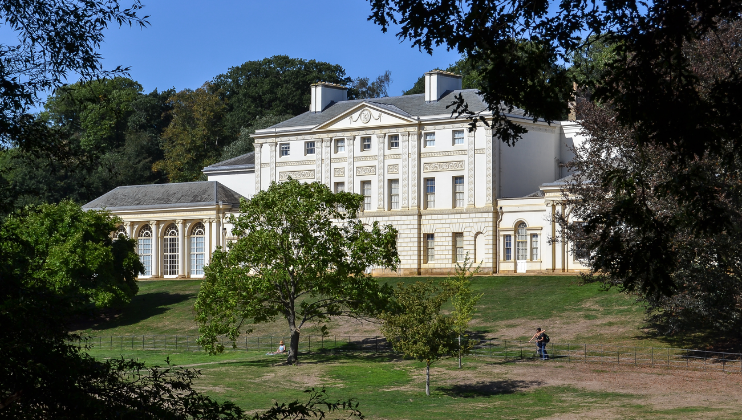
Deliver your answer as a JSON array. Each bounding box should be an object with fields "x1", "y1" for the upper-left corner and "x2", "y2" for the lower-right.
[
  {"x1": 458, "y1": 335, "x2": 462, "y2": 368},
  {"x1": 425, "y1": 363, "x2": 430, "y2": 396},
  {"x1": 287, "y1": 328, "x2": 300, "y2": 365}
]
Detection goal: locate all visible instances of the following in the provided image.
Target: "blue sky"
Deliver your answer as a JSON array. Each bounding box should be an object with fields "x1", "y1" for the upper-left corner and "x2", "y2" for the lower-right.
[{"x1": 94, "y1": 0, "x2": 462, "y2": 98}]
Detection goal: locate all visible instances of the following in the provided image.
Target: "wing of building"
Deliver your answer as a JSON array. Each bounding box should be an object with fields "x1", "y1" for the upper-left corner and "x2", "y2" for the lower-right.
[{"x1": 85, "y1": 70, "x2": 589, "y2": 279}]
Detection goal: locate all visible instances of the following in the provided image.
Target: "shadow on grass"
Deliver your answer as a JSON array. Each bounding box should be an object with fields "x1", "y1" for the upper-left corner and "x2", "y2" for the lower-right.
[
  {"x1": 73, "y1": 292, "x2": 195, "y2": 331},
  {"x1": 295, "y1": 352, "x2": 402, "y2": 365},
  {"x1": 438, "y1": 379, "x2": 542, "y2": 398}
]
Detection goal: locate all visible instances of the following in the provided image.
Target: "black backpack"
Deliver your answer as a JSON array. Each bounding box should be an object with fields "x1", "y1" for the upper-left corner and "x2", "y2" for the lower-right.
[{"x1": 541, "y1": 333, "x2": 550, "y2": 343}]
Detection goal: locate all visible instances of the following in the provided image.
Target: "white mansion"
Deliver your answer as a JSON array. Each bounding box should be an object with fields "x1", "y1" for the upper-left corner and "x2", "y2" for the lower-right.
[{"x1": 84, "y1": 70, "x2": 588, "y2": 278}]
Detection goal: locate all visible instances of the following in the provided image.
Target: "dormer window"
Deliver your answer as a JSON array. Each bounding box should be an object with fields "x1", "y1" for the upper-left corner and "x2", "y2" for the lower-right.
[
  {"x1": 361, "y1": 136, "x2": 372, "y2": 151},
  {"x1": 335, "y1": 139, "x2": 345, "y2": 153}
]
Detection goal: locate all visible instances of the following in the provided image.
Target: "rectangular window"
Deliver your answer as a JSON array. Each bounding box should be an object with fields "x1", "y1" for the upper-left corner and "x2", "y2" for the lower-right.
[
  {"x1": 573, "y1": 222, "x2": 589, "y2": 261},
  {"x1": 190, "y1": 236, "x2": 205, "y2": 276},
  {"x1": 335, "y1": 182, "x2": 345, "y2": 193},
  {"x1": 335, "y1": 138, "x2": 345, "y2": 153},
  {"x1": 362, "y1": 136, "x2": 372, "y2": 151},
  {"x1": 504, "y1": 235, "x2": 512, "y2": 261},
  {"x1": 425, "y1": 233, "x2": 435, "y2": 262},
  {"x1": 531, "y1": 234, "x2": 539, "y2": 261},
  {"x1": 453, "y1": 130, "x2": 465, "y2": 145},
  {"x1": 137, "y1": 238, "x2": 151, "y2": 276},
  {"x1": 516, "y1": 225, "x2": 528, "y2": 260},
  {"x1": 453, "y1": 176, "x2": 464, "y2": 208},
  {"x1": 305, "y1": 141, "x2": 315, "y2": 155},
  {"x1": 280, "y1": 143, "x2": 290, "y2": 157},
  {"x1": 454, "y1": 232, "x2": 464, "y2": 263},
  {"x1": 424, "y1": 132, "x2": 435, "y2": 147},
  {"x1": 389, "y1": 179, "x2": 399, "y2": 210},
  {"x1": 389, "y1": 134, "x2": 399, "y2": 149},
  {"x1": 425, "y1": 178, "x2": 435, "y2": 209},
  {"x1": 362, "y1": 181, "x2": 371, "y2": 210}
]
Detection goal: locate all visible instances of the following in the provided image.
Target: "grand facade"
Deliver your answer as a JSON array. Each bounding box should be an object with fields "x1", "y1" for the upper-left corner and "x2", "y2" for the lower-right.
[{"x1": 85, "y1": 70, "x2": 588, "y2": 278}]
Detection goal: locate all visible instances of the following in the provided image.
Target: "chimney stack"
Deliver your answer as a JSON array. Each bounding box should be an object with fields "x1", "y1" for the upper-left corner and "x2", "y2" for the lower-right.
[
  {"x1": 310, "y1": 82, "x2": 347, "y2": 113},
  {"x1": 424, "y1": 70, "x2": 463, "y2": 102}
]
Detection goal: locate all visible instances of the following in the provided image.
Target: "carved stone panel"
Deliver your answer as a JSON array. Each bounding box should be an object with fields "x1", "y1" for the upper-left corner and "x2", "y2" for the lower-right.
[
  {"x1": 331, "y1": 157, "x2": 347, "y2": 163},
  {"x1": 387, "y1": 164, "x2": 399, "y2": 174},
  {"x1": 385, "y1": 154, "x2": 402, "y2": 160},
  {"x1": 334, "y1": 167, "x2": 345, "y2": 177},
  {"x1": 423, "y1": 160, "x2": 465, "y2": 172},
  {"x1": 354, "y1": 156, "x2": 376, "y2": 162},
  {"x1": 279, "y1": 170, "x2": 315, "y2": 181},
  {"x1": 356, "y1": 166, "x2": 376, "y2": 176}
]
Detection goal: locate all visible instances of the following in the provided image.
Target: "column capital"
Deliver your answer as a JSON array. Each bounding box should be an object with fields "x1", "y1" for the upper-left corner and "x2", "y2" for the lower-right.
[{"x1": 149, "y1": 220, "x2": 158, "y2": 226}]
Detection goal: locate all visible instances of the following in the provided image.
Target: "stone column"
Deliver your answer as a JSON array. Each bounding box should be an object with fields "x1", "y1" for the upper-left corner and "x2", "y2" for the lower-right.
[
  {"x1": 124, "y1": 222, "x2": 132, "y2": 238},
  {"x1": 204, "y1": 219, "x2": 212, "y2": 266},
  {"x1": 315, "y1": 138, "x2": 323, "y2": 184},
  {"x1": 347, "y1": 136, "x2": 355, "y2": 193},
  {"x1": 401, "y1": 132, "x2": 409, "y2": 209},
  {"x1": 377, "y1": 133, "x2": 385, "y2": 210},
  {"x1": 269, "y1": 143, "x2": 276, "y2": 183},
  {"x1": 254, "y1": 142, "x2": 262, "y2": 193},
  {"x1": 322, "y1": 138, "x2": 332, "y2": 188},
  {"x1": 409, "y1": 131, "x2": 419, "y2": 209},
  {"x1": 467, "y1": 128, "x2": 476, "y2": 208},
  {"x1": 485, "y1": 127, "x2": 494, "y2": 206},
  {"x1": 177, "y1": 220, "x2": 186, "y2": 277},
  {"x1": 150, "y1": 220, "x2": 159, "y2": 277}
]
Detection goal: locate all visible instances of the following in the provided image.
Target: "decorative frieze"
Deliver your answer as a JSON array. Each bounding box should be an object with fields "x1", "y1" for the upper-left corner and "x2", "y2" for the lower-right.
[
  {"x1": 276, "y1": 159, "x2": 315, "y2": 167},
  {"x1": 385, "y1": 154, "x2": 402, "y2": 160},
  {"x1": 354, "y1": 156, "x2": 376, "y2": 162},
  {"x1": 279, "y1": 170, "x2": 315, "y2": 181},
  {"x1": 475, "y1": 148, "x2": 485, "y2": 154},
  {"x1": 356, "y1": 166, "x2": 376, "y2": 176},
  {"x1": 420, "y1": 150, "x2": 467, "y2": 158},
  {"x1": 387, "y1": 164, "x2": 399, "y2": 174},
  {"x1": 331, "y1": 157, "x2": 347, "y2": 163},
  {"x1": 260, "y1": 163, "x2": 270, "y2": 168},
  {"x1": 423, "y1": 160, "x2": 465, "y2": 173},
  {"x1": 334, "y1": 167, "x2": 345, "y2": 177}
]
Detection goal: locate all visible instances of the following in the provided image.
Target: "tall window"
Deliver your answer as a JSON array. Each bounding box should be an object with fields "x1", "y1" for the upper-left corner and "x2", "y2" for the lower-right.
[
  {"x1": 453, "y1": 176, "x2": 464, "y2": 208},
  {"x1": 362, "y1": 181, "x2": 371, "y2": 210},
  {"x1": 305, "y1": 141, "x2": 315, "y2": 155},
  {"x1": 389, "y1": 179, "x2": 399, "y2": 209},
  {"x1": 504, "y1": 235, "x2": 512, "y2": 261},
  {"x1": 454, "y1": 232, "x2": 464, "y2": 262},
  {"x1": 335, "y1": 182, "x2": 345, "y2": 193},
  {"x1": 516, "y1": 222, "x2": 528, "y2": 260},
  {"x1": 425, "y1": 178, "x2": 435, "y2": 209},
  {"x1": 191, "y1": 222, "x2": 205, "y2": 276},
  {"x1": 335, "y1": 138, "x2": 345, "y2": 153},
  {"x1": 531, "y1": 234, "x2": 539, "y2": 260},
  {"x1": 138, "y1": 225, "x2": 152, "y2": 276},
  {"x1": 361, "y1": 136, "x2": 372, "y2": 151},
  {"x1": 164, "y1": 224, "x2": 178, "y2": 276},
  {"x1": 389, "y1": 134, "x2": 399, "y2": 149},
  {"x1": 114, "y1": 225, "x2": 127, "y2": 239},
  {"x1": 425, "y1": 233, "x2": 435, "y2": 262},
  {"x1": 424, "y1": 132, "x2": 435, "y2": 147},
  {"x1": 280, "y1": 143, "x2": 290, "y2": 157},
  {"x1": 573, "y1": 222, "x2": 589, "y2": 261},
  {"x1": 453, "y1": 130, "x2": 464, "y2": 145}
]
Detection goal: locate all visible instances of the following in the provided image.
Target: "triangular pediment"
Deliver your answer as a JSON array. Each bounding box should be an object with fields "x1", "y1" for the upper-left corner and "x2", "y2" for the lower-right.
[{"x1": 314, "y1": 102, "x2": 416, "y2": 131}]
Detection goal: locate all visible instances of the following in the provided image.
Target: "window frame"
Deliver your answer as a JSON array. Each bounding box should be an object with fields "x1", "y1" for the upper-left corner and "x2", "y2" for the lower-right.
[
  {"x1": 453, "y1": 232, "x2": 464, "y2": 263},
  {"x1": 424, "y1": 132, "x2": 435, "y2": 147},
  {"x1": 305, "y1": 141, "x2": 316, "y2": 155},
  {"x1": 504, "y1": 234, "x2": 512, "y2": 261},
  {"x1": 424, "y1": 233, "x2": 435, "y2": 263},
  {"x1": 531, "y1": 233, "x2": 539, "y2": 261},
  {"x1": 516, "y1": 222, "x2": 528, "y2": 261},
  {"x1": 425, "y1": 178, "x2": 435, "y2": 209},
  {"x1": 137, "y1": 224, "x2": 152, "y2": 277},
  {"x1": 361, "y1": 181, "x2": 372, "y2": 210},
  {"x1": 453, "y1": 176, "x2": 464, "y2": 208},
  {"x1": 361, "y1": 136, "x2": 372, "y2": 151},
  {"x1": 335, "y1": 138, "x2": 345, "y2": 153},
  {"x1": 163, "y1": 224, "x2": 179, "y2": 277},
  {"x1": 389, "y1": 179, "x2": 399, "y2": 210},
  {"x1": 389, "y1": 134, "x2": 399, "y2": 149},
  {"x1": 453, "y1": 129, "x2": 465, "y2": 145},
  {"x1": 190, "y1": 222, "x2": 206, "y2": 276},
  {"x1": 279, "y1": 143, "x2": 290, "y2": 157}
]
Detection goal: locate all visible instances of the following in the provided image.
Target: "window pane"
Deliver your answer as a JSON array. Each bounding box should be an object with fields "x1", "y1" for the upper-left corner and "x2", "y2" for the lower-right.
[
  {"x1": 505, "y1": 235, "x2": 512, "y2": 261},
  {"x1": 362, "y1": 181, "x2": 371, "y2": 210},
  {"x1": 425, "y1": 132, "x2": 435, "y2": 147},
  {"x1": 453, "y1": 130, "x2": 464, "y2": 145},
  {"x1": 336, "y1": 139, "x2": 345, "y2": 153},
  {"x1": 362, "y1": 136, "x2": 371, "y2": 150},
  {"x1": 455, "y1": 232, "x2": 464, "y2": 262},
  {"x1": 531, "y1": 234, "x2": 539, "y2": 260},
  {"x1": 426, "y1": 178, "x2": 435, "y2": 208},
  {"x1": 389, "y1": 134, "x2": 399, "y2": 148},
  {"x1": 306, "y1": 141, "x2": 315, "y2": 155},
  {"x1": 280, "y1": 144, "x2": 290, "y2": 156},
  {"x1": 335, "y1": 182, "x2": 344, "y2": 193},
  {"x1": 454, "y1": 177, "x2": 464, "y2": 208},
  {"x1": 426, "y1": 234, "x2": 435, "y2": 262},
  {"x1": 390, "y1": 180, "x2": 399, "y2": 210}
]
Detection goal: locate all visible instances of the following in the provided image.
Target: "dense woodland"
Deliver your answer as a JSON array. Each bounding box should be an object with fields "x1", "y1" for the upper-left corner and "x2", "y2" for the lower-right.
[{"x1": 0, "y1": 55, "x2": 395, "y2": 213}]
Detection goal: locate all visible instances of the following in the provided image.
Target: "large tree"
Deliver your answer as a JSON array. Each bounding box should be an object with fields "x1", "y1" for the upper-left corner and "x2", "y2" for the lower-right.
[
  {"x1": 195, "y1": 179, "x2": 399, "y2": 364},
  {"x1": 366, "y1": 1, "x2": 742, "y2": 297}
]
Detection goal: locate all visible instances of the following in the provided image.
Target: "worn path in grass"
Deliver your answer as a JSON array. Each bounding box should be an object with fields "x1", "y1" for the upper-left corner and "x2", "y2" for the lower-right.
[
  {"x1": 75, "y1": 276, "x2": 671, "y2": 347},
  {"x1": 87, "y1": 349, "x2": 742, "y2": 419}
]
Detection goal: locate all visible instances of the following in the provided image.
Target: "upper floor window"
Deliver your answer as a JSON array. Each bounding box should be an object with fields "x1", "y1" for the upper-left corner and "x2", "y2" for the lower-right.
[
  {"x1": 280, "y1": 143, "x2": 290, "y2": 157},
  {"x1": 361, "y1": 181, "x2": 372, "y2": 210},
  {"x1": 453, "y1": 130, "x2": 465, "y2": 145},
  {"x1": 389, "y1": 134, "x2": 399, "y2": 149},
  {"x1": 335, "y1": 182, "x2": 345, "y2": 193},
  {"x1": 425, "y1": 178, "x2": 435, "y2": 209},
  {"x1": 361, "y1": 136, "x2": 372, "y2": 151},
  {"x1": 389, "y1": 179, "x2": 399, "y2": 210},
  {"x1": 453, "y1": 176, "x2": 464, "y2": 208},
  {"x1": 424, "y1": 132, "x2": 435, "y2": 147},
  {"x1": 335, "y1": 138, "x2": 345, "y2": 153},
  {"x1": 305, "y1": 141, "x2": 315, "y2": 155}
]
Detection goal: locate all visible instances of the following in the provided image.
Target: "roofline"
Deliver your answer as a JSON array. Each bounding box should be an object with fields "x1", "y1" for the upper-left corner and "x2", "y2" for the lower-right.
[
  {"x1": 83, "y1": 201, "x2": 241, "y2": 212},
  {"x1": 202, "y1": 163, "x2": 255, "y2": 173}
]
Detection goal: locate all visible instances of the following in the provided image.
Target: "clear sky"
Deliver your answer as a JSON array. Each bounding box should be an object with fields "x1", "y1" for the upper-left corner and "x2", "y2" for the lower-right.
[{"x1": 94, "y1": 0, "x2": 462, "y2": 98}]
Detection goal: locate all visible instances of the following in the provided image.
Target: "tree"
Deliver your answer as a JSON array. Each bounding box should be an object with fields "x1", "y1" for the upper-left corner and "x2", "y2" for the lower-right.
[
  {"x1": 381, "y1": 281, "x2": 458, "y2": 396},
  {"x1": 447, "y1": 256, "x2": 483, "y2": 369},
  {"x1": 218, "y1": 114, "x2": 293, "y2": 163},
  {"x1": 349, "y1": 70, "x2": 393, "y2": 99},
  {"x1": 366, "y1": 0, "x2": 742, "y2": 297},
  {"x1": 403, "y1": 58, "x2": 483, "y2": 95},
  {"x1": 195, "y1": 179, "x2": 399, "y2": 364},
  {"x1": 155, "y1": 83, "x2": 227, "y2": 182}
]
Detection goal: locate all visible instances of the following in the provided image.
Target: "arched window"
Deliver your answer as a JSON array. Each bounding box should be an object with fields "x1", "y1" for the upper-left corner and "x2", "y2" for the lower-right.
[
  {"x1": 138, "y1": 225, "x2": 152, "y2": 276},
  {"x1": 114, "y1": 225, "x2": 127, "y2": 240},
  {"x1": 190, "y1": 222, "x2": 205, "y2": 276},
  {"x1": 164, "y1": 224, "x2": 179, "y2": 276},
  {"x1": 516, "y1": 222, "x2": 528, "y2": 261}
]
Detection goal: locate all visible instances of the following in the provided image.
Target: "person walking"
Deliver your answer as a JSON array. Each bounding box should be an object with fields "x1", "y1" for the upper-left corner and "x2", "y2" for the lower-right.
[{"x1": 529, "y1": 328, "x2": 549, "y2": 360}]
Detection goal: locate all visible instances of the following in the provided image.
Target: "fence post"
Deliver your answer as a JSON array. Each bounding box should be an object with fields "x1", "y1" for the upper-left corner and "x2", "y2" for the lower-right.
[
  {"x1": 617, "y1": 350, "x2": 619, "y2": 365},
  {"x1": 567, "y1": 343, "x2": 570, "y2": 363},
  {"x1": 375, "y1": 336, "x2": 378, "y2": 354},
  {"x1": 584, "y1": 344, "x2": 587, "y2": 361},
  {"x1": 667, "y1": 348, "x2": 670, "y2": 367},
  {"x1": 321, "y1": 335, "x2": 324, "y2": 350},
  {"x1": 308, "y1": 335, "x2": 311, "y2": 353},
  {"x1": 504, "y1": 340, "x2": 507, "y2": 360},
  {"x1": 651, "y1": 347, "x2": 654, "y2": 366},
  {"x1": 634, "y1": 348, "x2": 637, "y2": 365}
]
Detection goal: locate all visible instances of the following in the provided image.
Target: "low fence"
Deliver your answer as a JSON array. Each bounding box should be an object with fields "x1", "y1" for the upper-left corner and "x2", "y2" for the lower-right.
[{"x1": 77, "y1": 335, "x2": 742, "y2": 374}]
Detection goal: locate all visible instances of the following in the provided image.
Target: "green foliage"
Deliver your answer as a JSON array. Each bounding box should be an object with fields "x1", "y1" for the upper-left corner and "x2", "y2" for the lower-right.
[
  {"x1": 403, "y1": 58, "x2": 483, "y2": 95},
  {"x1": 195, "y1": 179, "x2": 399, "y2": 364},
  {"x1": 445, "y1": 256, "x2": 483, "y2": 367},
  {"x1": 381, "y1": 281, "x2": 458, "y2": 395},
  {"x1": 218, "y1": 114, "x2": 293, "y2": 162},
  {"x1": 349, "y1": 70, "x2": 393, "y2": 99}
]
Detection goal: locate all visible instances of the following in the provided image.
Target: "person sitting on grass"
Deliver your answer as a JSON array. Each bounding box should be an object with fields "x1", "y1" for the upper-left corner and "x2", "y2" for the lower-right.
[{"x1": 267, "y1": 340, "x2": 286, "y2": 355}]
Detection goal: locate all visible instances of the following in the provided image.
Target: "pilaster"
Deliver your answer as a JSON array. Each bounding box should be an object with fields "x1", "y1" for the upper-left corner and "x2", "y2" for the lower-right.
[
  {"x1": 466, "y1": 129, "x2": 476, "y2": 207},
  {"x1": 409, "y1": 131, "x2": 419, "y2": 209},
  {"x1": 150, "y1": 220, "x2": 159, "y2": 277},
  {"x1": 401, "y1": 132, "x2": 409, "y2": 209},
  {"x1": 255, "y1": 142, "x2": 262, "y2": 193},
  {"x1": 177, "y1": 219, "x2": 185, "y2": 277},
  {"x1": 315, "y1": 138, "x2": 323, "y2": 184},
  {"x1": 347, "y1": 137, "x2": 355, "y2": 193},
  {"x1": 322, "y1": 138, "x2": 332, "y2": 188},
  {"x1": 269, "y1": 143, "x2": 276, "y2": 183},
  {"x1": 485, "y1": 127, "x2": 494, "y2": 205},
  {"x1": 377, "y1": 133, "x2": 385, "y2": 210}
]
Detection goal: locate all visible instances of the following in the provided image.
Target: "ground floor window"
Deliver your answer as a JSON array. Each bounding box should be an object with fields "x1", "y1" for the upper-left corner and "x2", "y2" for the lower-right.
[
  {"x1": 504, "y1": 235, "x2": 512, "y2": 261},
  {"x1": 164, "y1": 224, "x2": 178, "y2": 276},
  {"x1": 425, "y1": 233, "x2": 435, "y2": 263},
  {"x1": 138, "y1": 224, "x2": 152, "y2": 276},
  {"x1": 454, "y1": 232, "x2": 464, "y2": 262},
  {"x1": 191, "y1": 222, "x2": 205, "y2": 276},
  {"x1": 531, "y1": 234, "x2": 539, "y2": 260}
]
